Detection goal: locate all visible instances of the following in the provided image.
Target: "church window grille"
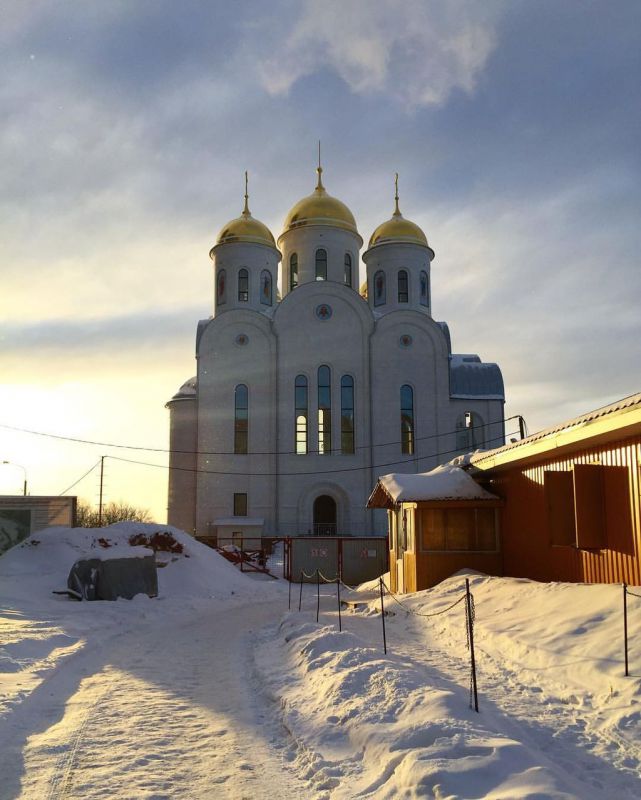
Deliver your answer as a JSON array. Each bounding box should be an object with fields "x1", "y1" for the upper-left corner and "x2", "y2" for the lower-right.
[
  {"x1": 233, "y1": 492, "x2": 247, "y2": 516},
  {"x1": 420, "y1": 270, "x2": 429, "y2": 307},
  {"x1": 217, "y1": 269, "x2": 227, "y2": 305},
  {"x1": 340, "y1": 375, "x2": 355, "y2": 454},
  {"x1": 234, "y1": 384, "x2": 248, "y2": 454},
  {"x1": 344, "y1": 254, "x2": 352, "y2": 287},
  {"x1": 398, "y1": 270, "x2": 409, "y2": 303},
  {"x1": 374, "y1": 271, "x2": 386, "y2": 306},
  {"x1": 400, "y1": 384, "x2": 414, "y2": 455},
  {"x1": 238, "y1": 269, "x2": 249, "y2": 302},
  {"x1": 260, "y1": 270, "x2": 272, "y2": 306},
  {"x1": 290, "y1": 253, "x2": 298, "y2": 290},
  {"x1": 318, "y1": 365, "x2": 332, "y2": 454},
  {"x1": 295, "y1": 375, "x2": 308, "y2": 455},
  {"x1": 315, "y1": 249, "x2": 327, "y2": 281}
]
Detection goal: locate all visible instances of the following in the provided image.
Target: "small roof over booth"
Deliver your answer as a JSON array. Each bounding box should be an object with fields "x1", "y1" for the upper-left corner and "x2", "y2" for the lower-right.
[{"x1": 367, "y1": 463, "x2": 499, "y2": 509}]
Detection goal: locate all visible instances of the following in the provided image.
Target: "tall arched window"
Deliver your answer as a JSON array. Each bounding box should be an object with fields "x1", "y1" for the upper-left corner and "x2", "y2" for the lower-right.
[
  {"x1": 374, "y1": 270, "x2": 386, "y2": 306},
  {"x1": 290, "y1": 253, "x2": 298, "y2": 291},
  {"x1": 344, "y1": 253, "x2": 352, "y2": 287},
  {"x1": 217, "y1": 269, "x2": 227, "y2": 305},
  {"x1": 234, "y1": 384, "x2": 248, "y2": 454},
  {"x1": 398, "y1": 270, "x2": 409, "y2": 303},
  {"x1": 341, "y1": 375, "x2": 354, "y2": 454},
  {"x1": 318, "y1": 365, "x2": 331, "y2": 454},
  {"x1": 420, "y1": 270, "x2": 429, "y2": 307},
  {"x1": 238, "y1": 269, "x2": 249, "y2": 302},
  {"x1": 295, "y1": 375, "x2": 308, "y2": 455},
  {"x1": 400, "y1": 384, "x2": 414, "y2": 455},
  {"x1": 260, "y1": 270, "x2": 272, "y2": 306},
  {"x1": 315, "y1": 249, "x2": 327, "y2": 281}
]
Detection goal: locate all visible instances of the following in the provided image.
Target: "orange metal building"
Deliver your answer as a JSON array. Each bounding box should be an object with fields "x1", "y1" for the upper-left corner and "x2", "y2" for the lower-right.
[{"x1": 471, "y1": 393, "x2": 641, "y2": 586}]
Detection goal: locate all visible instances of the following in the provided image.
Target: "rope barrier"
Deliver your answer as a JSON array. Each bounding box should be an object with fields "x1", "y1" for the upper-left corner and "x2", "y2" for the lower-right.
[
  {"x1": 381, "y1": 579, "x2": 467, "y2": 617},
  {"x1": 626, "y1": 589, "x2": 641, "y2": 600}
]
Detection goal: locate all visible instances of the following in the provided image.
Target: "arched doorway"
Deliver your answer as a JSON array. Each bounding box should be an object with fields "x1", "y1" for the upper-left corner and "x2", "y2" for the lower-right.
[{"x1": 313, "y1": 495, "x2": 337, "y2": 536}]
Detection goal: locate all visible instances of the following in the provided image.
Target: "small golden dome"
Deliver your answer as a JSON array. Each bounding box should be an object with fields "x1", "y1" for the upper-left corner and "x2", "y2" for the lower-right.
[
  {"x1": 216, "y1": 213, "x2": 276, "y2": 248},
  {"x1": 359, "y1": 280, "x2": 368, "y2": 299},
  {"x1": 279, "y1": 164, "x2": 359, "y2": 241},
  {"x1": 368, "y1": 173, "x2": 431, "y2": 250},
  {"x1": 214, "y1": 172, "x2": 277, "y2": 250}
]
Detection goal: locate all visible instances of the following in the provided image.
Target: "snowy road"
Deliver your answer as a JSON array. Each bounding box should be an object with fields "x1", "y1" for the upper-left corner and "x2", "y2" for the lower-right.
[{"x1": 0, "y1": 600, "x2": 308, "y2": 800}]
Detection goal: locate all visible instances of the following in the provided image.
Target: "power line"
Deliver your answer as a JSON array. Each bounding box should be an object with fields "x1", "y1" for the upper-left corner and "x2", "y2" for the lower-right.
[
  {"x1": 58, "y1": 459, "x2": 102, "y2": 495},
  {"x1": 0, "y1": 415, "x2": 521, "y2": 458},
  {"x1": 108, "y1": 429, "x2": 518, "y2": 478}
]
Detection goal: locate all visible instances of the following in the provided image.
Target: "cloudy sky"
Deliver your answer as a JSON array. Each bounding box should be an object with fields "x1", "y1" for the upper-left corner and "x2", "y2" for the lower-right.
[{"x1": 1, "y1": 0, "x2": 640, "y2": 520}]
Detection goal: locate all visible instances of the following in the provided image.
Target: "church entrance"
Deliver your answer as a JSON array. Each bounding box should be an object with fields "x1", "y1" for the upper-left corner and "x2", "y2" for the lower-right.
[{"x1": 313, "y1": 495, "x2": 337, "y2": 536}]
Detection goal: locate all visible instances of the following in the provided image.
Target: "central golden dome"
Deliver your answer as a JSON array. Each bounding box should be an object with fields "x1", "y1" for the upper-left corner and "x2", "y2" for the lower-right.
[{"x1": 279, "y1": 166, "x2": 359, "y2": 242}]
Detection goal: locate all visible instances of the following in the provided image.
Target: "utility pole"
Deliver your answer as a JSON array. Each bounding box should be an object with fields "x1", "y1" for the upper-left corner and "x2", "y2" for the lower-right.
[
  {"x1": 518, "y1": 415, "x2": 527, "y2": 440},
  {"x1": 98, "y1": 456, "x2": 105, "y2": 526}
]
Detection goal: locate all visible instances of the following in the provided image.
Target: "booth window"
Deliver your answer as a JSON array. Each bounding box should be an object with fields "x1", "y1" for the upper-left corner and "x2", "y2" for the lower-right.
[{"x1": 421, "y1": 507, "x2": 498, "y2": 551}]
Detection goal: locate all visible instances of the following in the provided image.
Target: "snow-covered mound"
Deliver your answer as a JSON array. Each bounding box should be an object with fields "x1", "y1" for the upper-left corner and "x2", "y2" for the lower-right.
[
  {"x1": 257, "y1": 572, "x2": 641, "y2": 798},
  {"x1": 0, "y1": 522, "x2": 273, "y2": 602}
]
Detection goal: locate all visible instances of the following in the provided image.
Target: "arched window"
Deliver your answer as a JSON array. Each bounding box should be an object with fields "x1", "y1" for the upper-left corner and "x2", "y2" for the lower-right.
[
  {"x1": 260, "y1": 270, "x2": 272, "y2": 306},
  {"x1": 234, "y1": 384, "x2": 248, "y2": 454},
  {"x1": 400, "y1": 384, "x2": 414, "y2": 455},
  {"x1": 217, "y1": 269, "x2": 227, "y2": 305},
  {"x1": 238, "y1": 268, "x2": 249, "y2": 302},
  {"x1": 344, "y1": 253, "x2": 352, "y2": 287},
  {"x1": 456, "y1": 411, "x2": 485, "y2": 452},
  {"x1": 295, "y1": 375, "x2": 308, "y2": 455},
  {"x1": 398, "y1": 270, "x2": 409, "y2": 303},
  {"x1": 341, "y1": 375, "x2": 354, "y2": 454},
  {"x1": 290, "y1": 253, "x2": 298, "y2": 291},
  {"x1": 420, "y1": 270, "x2": 429, "y2": 307},
  {"x1": 318, "y1": 365, "x2": 331, "y2": 454},
  {"x1": 374, "y1": 270, "x2": 386, "y2": 306},
  {"x1": 315, "y1": 249, "x2": 327, "y2": 281}
]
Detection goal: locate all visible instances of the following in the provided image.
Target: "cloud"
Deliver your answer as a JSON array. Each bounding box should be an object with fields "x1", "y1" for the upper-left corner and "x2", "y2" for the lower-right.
[{"x1": 256, "y1": 0, "x2": 502, "y2": 107}]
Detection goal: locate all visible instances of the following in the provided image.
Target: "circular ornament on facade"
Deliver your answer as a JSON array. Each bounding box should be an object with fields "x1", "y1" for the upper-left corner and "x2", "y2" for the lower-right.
[
  {"x1": 315, "y1": 303, "x2": 333, "y2": 321},
  {"x1": 235, "y1": 334, "x2": 249, "y2": 346},
  {"x1": 399, "y1": 334, "x2": 413, "y2": 348}
]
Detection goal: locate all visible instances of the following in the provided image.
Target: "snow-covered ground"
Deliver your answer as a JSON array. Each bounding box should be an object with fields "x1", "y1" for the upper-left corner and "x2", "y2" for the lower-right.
[{"x1": 0, "y1": 525, "x2": 640, "y2": 798}]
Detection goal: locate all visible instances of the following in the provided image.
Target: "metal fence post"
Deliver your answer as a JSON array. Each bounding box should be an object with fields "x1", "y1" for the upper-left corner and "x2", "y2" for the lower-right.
[
  {"x1": 379, "y1": 577, "x2": 387, "y2": 654},
  {"x1": 465, "y1": 578, "x2": 479, "y2": 712},
  {"x1": 337, "y1": 578, "x2": 342, "y2": 632},
  {"x1": 288, "y1": 572, "x2": 292, "y2": 611},
  {"x1": 298, "y1": 570, "x2": 304, "y2": 612},
  {"x1": 624, "y1": 582, "x2": 629, "y2": 677},
  {"x1": 316, "y1": 569, "x2": 320, "y2": 623}
]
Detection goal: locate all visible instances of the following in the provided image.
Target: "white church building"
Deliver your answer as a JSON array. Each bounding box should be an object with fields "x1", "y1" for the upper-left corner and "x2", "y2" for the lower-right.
[{"x1": 166, "y1": 163, "x2": 505, "y2": 540}]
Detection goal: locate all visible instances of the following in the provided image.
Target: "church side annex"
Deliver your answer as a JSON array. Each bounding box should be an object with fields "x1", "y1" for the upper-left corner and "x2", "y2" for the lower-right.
[{"x1": 166, "y1": 161, "x2": 505, "y2": 539}]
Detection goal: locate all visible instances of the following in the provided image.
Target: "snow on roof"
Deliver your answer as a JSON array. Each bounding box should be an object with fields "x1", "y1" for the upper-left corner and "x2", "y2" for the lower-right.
[
  {"x1": 367, "y1": 463, "x2": 499, "y2": 508},
  {"x1": 449, "y1": 354, "x2": 504, "y2": 400}
]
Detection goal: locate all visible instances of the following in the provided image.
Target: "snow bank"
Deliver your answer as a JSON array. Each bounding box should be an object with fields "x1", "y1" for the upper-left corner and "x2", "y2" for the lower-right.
[
  {"x1": 257, "y1": 573, "x2": 641, "y2": 798},
  {"x1": 0, "y1": 521, "x2": 272, "y2": 602}
]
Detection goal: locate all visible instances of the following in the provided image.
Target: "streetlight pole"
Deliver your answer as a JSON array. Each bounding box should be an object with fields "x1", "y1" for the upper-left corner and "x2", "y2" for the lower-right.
[{"x1": 1, "y1": 461, "x2": 28, "y2": 496}]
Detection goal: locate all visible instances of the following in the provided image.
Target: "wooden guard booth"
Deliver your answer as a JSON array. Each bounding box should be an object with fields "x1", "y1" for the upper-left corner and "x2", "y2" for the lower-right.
[
  {"x1": 367, "y1": 465, "x2": 503, "y2": 593},
  {"x1": 470, "y1": 392, "x2": 641, "y2": 585}
]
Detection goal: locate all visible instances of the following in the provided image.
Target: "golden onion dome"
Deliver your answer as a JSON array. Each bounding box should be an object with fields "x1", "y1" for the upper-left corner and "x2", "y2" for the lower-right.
[
  {"x1": 359, "y1": 280, "x2": 368, "y2": 299},
  {"x1": 213, "y1": 173, "x2": 277, "y2": 251},
  {"x1": 367, "y1": 174, "x2": 431, "y2": 251},
  {"x1": 279, "y1": 165, "x2": 360, "y2": 242}
]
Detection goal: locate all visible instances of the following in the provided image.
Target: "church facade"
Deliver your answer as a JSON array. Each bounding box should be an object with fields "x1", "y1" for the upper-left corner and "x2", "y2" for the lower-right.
[{"x1": 166, "y1": 164, "x2": 505, "y2": 539}]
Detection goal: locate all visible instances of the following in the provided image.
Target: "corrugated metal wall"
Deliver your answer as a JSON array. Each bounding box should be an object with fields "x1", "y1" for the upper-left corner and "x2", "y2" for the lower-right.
[{"x1": 490, "y1": 435, "x2": 640, "y2": 585}]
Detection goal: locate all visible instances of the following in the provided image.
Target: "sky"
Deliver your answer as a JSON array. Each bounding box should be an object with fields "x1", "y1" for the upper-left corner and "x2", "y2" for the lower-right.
[{"x1": 1, "y1": 0, "x2": 640, "y2": 521}]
